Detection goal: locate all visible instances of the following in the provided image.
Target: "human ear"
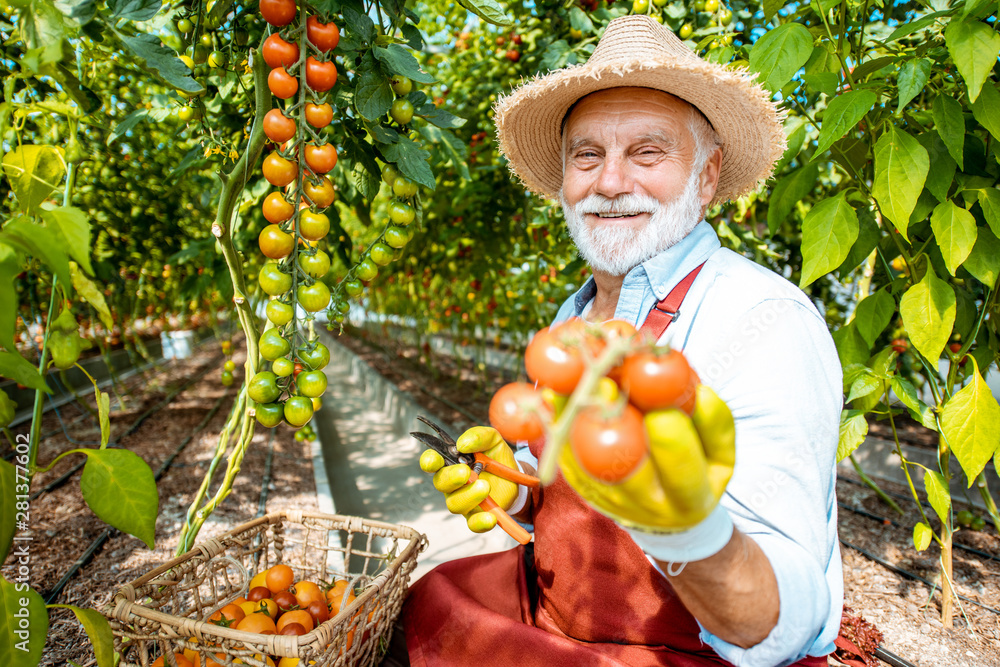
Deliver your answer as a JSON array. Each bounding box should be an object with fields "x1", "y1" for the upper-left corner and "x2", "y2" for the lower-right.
[{"x1": 698, "y1": 148, "x2": 723, "y2": 207}]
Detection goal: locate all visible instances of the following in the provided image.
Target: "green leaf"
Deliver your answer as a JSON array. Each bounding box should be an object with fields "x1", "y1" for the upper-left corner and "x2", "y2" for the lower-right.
[
  {"x1": 837, "y1": 410, "x2": 868, "y2": 462},
  {"x1": 352, "y1": 162, "x2": 380, "y2": 200},
  {"x1": 930, "y1": 200, "x2": 977, "y2": 275},
  {"x1": 922, "y1": 468, "x2": 951, "y2": 524},
  {"x1": 373, "y1": 44, "x2": 436, "y2": 84},
  {"x1": 118, "y1": 32, "x2": 204, "y2": 93},
  {"x1": 773, "y1": 119, "x2": 806, "y2": 174},
  {"x1": 931, "y1": 95, "x2": 965, "y2": 170},
  {"x1": 872, "y1": 126, "x2": 929, "y2": 240},
  {"x1": 748, "y1": 23, "x2": 813, "y2": 92},
  {"x1": 838, "y1": 207, "x2": 880, "y2": 276},
  {"x1": 1, "y1": 145, "x2": 65, "y2": 212},
  {"x1": 541, "y1": 40, "x2": 572, "y2": 71},
  {"x1": 963, "y1": 225, "x2": 1000, "y2": 289},
  {"x1": 107, "y1": 108, "x2": 150, "y2": 146},
  {"x1": 80, "y1": 449, "x2": 158, "y2": 548},
  {"x1": 419, "y1": 125, "x2": 470, "y2": 181},
  {"x1": 41, "y1": 205, "x2": 92, "y2": 275},
  {"x1": 916, "y1": 133, "x2": 956, "y2": 203},
  {"x1": 833, "y1": 321, "x2": 870, "y2": 368},
  {"x1": 0, "y1": 460, "x2": 15, "y2": 564},
  {"x1": 854, "y1": 288, "x2": 895, "y2": 347},
  {"x1": 0, "y1": 575, "x2": 47, "y2": 666},
  {"x1": 970, "y1": 83, "x2": 1000, "y2": 142},
  {"x1": 46, "y1": 605, "x2": 115, "y2": 667},
  {"x1": 0, "y1": 244, "x2": 19, "y2": 353},
  {"x1": 108, "y1": 0, "x2": 160, "y2": 21},
  {"x1": 763, "y1": 0, "x2": 784, "y2": 21},
  {"x1": 569, "y1": 6, "x2": 594, "y2": 33},
  {"x1": 70, "y1": 263, "x2": 113, "y2": 329},
  {"x1": 851, "y1": 56, "x2": 896, "y2": 82},
  {"x1": 891, "y1": 376, "x2": 936, "y2": 429},
  {"x1": 382, "y1": 135, "x2": 435, "y2": 190},
  {"x1": 456, "y1": 0, "x2": 513, "y2": 26},
  {"x1": 799, "y1": 193, "x2": 859, "y2": 287},
  {"x1": 802, "y1": 73, "x2": 839, "y2": 96},
  {"x1": 979, "y1": 188, "x2": 1000, "y2": 238},
  {"x1": 0, "y1": 218, "x2": 72, "y2": 292},
  {"x1": 95, "y1": 386, "x2": 110, "y2": 448},
  {"x1": 887, "y1": 12, "x2": 949, "y2": 42},
  {"x1": 355, "y1": 69, "x2": 393, "y2": 121},
  {"x1": 913, "y1": 522, "x2": 933, "y2": 551},
  {"x1": 944, "y1": 18, "x2": 1000, "y2": 102},
  {"x1": 341, "y1": 5, "x2": 376, "y2": 43},
  {"x1": 847, "y1": 371, "x2": 881, "y2": 404},
  {"x1": 767, "y1": 163, "x2": 817, "y2": 235},
  {"x1": 0, "y1": 351, "x2": 49, "y2": 391},
  {"x1": 419, "y1": 105, "x2": 466, "y2": 129},
  {"x1": 897, "y1": 58, "x2": 931, "y2": 113},
  {"x1": 900, "y1": 266, "x2": 956, "y2": 363},
  {"x1": 814, "y1": 90, "x2": 876, "y2": 156},
  {"x1": 940, "y1": 358, "x2": 1000, "y2": 484}
]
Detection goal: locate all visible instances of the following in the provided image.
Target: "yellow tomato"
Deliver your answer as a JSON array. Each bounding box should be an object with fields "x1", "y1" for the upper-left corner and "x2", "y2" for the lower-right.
[{"x1": 249, "y1": 568, "x2": 270, "y2": 591}]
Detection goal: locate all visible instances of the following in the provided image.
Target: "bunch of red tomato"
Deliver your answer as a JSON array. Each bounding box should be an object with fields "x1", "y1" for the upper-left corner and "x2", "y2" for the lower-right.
[
  {"x1": 489, "y1": 318, "x2": 701, "y2": 483},
  {"x1": 253, "y1": 0, "x2": 343, "y2": 430}
]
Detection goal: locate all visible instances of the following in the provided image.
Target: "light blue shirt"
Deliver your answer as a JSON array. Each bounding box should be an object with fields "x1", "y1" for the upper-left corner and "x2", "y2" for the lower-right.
[{"x1": 516, "y1": 221, "x2": 843, "y2": 666}]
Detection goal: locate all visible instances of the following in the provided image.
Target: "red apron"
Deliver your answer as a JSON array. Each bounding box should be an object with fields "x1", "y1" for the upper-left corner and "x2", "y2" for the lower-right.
[{"x1": 402, "y1": 266, "x2": 830, "y2": 666}]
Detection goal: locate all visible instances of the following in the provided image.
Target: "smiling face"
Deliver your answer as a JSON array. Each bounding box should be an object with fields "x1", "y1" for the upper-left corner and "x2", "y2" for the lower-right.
[{"x1": 560, "y1": 87, "x2": 722, "y2": 276}]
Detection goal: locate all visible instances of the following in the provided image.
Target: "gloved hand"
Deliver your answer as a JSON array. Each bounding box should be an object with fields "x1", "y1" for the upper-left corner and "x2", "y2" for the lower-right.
[
  {"x1": 559, "y1": 383, "x2": 737, "y2": 562},
  {"x1": 419, "y1": 426, "x2": 521, "y2": 533}
]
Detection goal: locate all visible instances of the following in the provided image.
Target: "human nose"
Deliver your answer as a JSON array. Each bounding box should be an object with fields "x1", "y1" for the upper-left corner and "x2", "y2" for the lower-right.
[{"x1": 592, "y1": 154, "x2": 634, "y2": 200}]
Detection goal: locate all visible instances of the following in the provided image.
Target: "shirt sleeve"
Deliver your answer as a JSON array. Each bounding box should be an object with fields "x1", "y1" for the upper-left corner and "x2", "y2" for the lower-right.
[
  {"x1": 688, "y1": 299, "x2": 844, "y2": 667},
  {"x1": 508, "y1": 446, "x2": 540, "y2": 526}
]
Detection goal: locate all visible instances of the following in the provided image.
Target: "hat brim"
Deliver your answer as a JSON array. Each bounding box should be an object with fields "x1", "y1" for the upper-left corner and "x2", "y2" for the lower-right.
[{"x1": 494, "y1": 59, "x2": 786, "y2": 206}]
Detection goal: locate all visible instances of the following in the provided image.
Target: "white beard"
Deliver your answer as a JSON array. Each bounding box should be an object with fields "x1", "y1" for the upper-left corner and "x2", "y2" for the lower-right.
[{"x1": 561, "y1": 169, "x2": 704, "y2": 276}]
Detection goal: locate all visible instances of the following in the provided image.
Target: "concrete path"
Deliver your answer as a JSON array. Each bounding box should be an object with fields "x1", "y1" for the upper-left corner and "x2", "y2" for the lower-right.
[{"x1": 312, "y1": 333, "x2": 515, "y2": 582}]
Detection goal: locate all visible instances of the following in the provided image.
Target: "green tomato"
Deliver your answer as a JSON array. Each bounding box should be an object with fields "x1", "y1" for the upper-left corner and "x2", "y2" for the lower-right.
[
  {"x1": 297, "y1": 282, "x2": 331, "y2": 312},
  {"x1": 266, "y1": 300, "x2": 294, "y2": 326},
  {"x1": 311, "y1": 397, "x2": 322, "y2": 411},
  {"x1": 390, "y1": 98, "x2": 414, "y2": 125},
  {"x1": 248, "y1": 371, "x2": 281, "y2": 403},
  {"x1": 208, "y1": 50, "x2": 227, "y2": 68},
  {"x1": 296, "y1": 370, "x2": 328, "y2": 398},
  {"x1": 299, "y1": 249, "x2": 331, "y2": 279},
  {"x1": 177, "y1": 18, "x2": 193, "y2": 33},
  {"x1": 391, "y1": 76, "x2": 413, "y2": 96},
  {"x1": 970, "y1": 516, "x2": 986, "y2": 531},
  {"x1": 259, "y1": 264, "x2": 292, "y2": 296},
  {"x1": 200, "y1": 33, "x2": 214, "y2": 47},
  {"x1": 381, "y1": 163, "x2": 399, "y2": 185},
  {"x1": 0, "y1": 389, "x2": 16, "y2": 428},
  {"x1": 272, "y1": 357, "x2": 294, "y2": 377},
  {"x1": 385, "y1": 226, "x2": 408, "y2": 249},
  {"x1": 956, "y1": 510, "x2": 974, "y2": 527},
  {"x1": 221, "y1": 370, "x2": 235, "y2": 386},
  {"x1": 369, "y1": 242, "x2": 394, "y2": 267},
  {"x1": 299, "y1": 343, "x2": 330, "y2": 370},
  {"x1": 259, "y1": 329, "x2": 291, "y2": 361},
  {"x1": 335, "y1": 301, "x2": 350, "y2": 314},
  {"x1": 388, "y1": 201, "x2": 416, "y2": 225},
  {"x1": 295, "y1": 429, "x2": 307, "y2": 442},
  {"x1": 256, "y1": 402, "x2": 285, "y2": 428},
  {"x1": 344, "y1": 278, "x2": 364, "y2": 298},
  {"x1": 632, "y1": 0, "x2": 649, "y2": 13},
  {"x1": 719, "y1": 9, "x2": 733, "y2": 25},
  {"x1": 284, "y1": 396, "x2": 314, "y2": 426},
  {"x1": 234, "y1": 28, "x2": 249, "y2": 45},
  {"x1": 392, "y1": 177, "x2": 418, "y2": 198},
  {"x1": 652, "y1": 0, "x2": 668, "y2": 6},
  {"x1": 224, "y1": 360, "x2": 236, "y2": 372},
  {"x1": 705, "y1": 0, "x2": 720, "y2": 11},
  {"x1": 177, "y1": 106, "x2": 195, "y2": 122},
  {"x1": 192, "y1": 44, "x2": 210, "y2": 64},
  {"x1": 354, "y1": 258, "x2": 378, "y2": 282},
  {"x1": 679, "y1": 23, "x2": 694, "y2": 39}
]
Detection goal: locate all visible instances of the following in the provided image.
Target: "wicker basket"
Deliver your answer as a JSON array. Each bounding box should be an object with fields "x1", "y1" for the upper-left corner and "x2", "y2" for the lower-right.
[{"x1": 103, "y1": 510, "x2": 427, "y2": 667}]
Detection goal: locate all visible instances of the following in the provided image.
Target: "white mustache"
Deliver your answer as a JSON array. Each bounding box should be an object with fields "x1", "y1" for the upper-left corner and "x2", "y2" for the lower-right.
[{"x1": 576, "y1": 193, "x2": 661, "y2": 217}]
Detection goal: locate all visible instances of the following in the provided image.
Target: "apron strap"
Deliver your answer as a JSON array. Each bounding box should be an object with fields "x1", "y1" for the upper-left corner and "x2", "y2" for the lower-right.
[{"x1": 638, "y1": 263, "x2": 705, "y2": 341}]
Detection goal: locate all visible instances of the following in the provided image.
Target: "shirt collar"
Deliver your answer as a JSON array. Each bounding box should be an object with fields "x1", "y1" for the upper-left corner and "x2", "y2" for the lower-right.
[{"x1": 570, "y1": 220, "x2": 721, "y2": 314}]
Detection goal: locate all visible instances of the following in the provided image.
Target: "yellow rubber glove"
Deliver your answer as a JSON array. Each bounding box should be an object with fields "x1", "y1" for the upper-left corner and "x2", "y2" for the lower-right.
[
  {"x1": 559, "y1": 383, "x2": 736, "y2": 533},
  {"x1": 418, "y1": 426, "x2": 520, "y2": 533}
]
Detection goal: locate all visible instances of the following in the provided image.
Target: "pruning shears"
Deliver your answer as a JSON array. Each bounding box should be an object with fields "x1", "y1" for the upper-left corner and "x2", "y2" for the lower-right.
[{"x1": 411, "y1": 416, "x2": 539, "y2": 545}]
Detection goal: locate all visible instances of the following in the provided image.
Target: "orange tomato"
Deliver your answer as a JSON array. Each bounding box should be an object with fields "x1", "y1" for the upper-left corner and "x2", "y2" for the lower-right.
[
  {"x1": 208, "y1": 604, "x2": 245, "y2": 627},
  {"x1": 262, "y1": 153, "x2": 296, "y2": 187},
  {"x1": 263, "y1": 109, "x2": 297, "y2": 144},
  {"x1": 266, "y1": 563, "x2": 295, "y2": 593},
  {"x1": 326, "y1": 580, "x2": 356, "y2": 615},
  {"x1": 304, "y1": 143, "x2": 337, "y2": 174},
  {"x1": 304, "y1": 103, "x2": 333, "y2": 128},
  {"x1": 268, "y1": 67, "x2": 298, "y2": 99},
  {"x1": 276, "y1": 609, "x2": 315, "y2": 634},
  {"x1": 236, "y1": 611, "x2": 277, "y2": 634},
  {"x1": 302, "y1": 176, "x2": 335, "y2": 208},
  {"x1": 292, "y1": 581, "x2": 325, "y2": 608},
  {"x1": 263, "y1": 192, "x2": 294, "y2": 223},
  {"x1": 152, "y1": 655, "x2": 194, "y2": 667}
]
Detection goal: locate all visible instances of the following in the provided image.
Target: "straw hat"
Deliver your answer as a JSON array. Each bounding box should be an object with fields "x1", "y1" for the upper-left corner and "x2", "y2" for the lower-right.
[{"x1": 494, "y1": 15, "x2": 786, "y2": 205}]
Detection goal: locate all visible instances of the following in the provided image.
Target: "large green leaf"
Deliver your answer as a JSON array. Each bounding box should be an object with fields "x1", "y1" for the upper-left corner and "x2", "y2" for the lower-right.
[
  {"x1": 0, "y1": 575, "x2": 47, "y2": 666},
  {"x1": 80, "y1": 449, "x2": 158, "y2": 549},
  {"x1": 897, "y1": 58, "x2": 931, "y2": 113},
  {"x1": 799, "y1": 193, "x2": 859, "y2": 287},
  {"x1": 766, "y1": 163, "x2": 818, "y2": 235},
  {"x1": 0, "y1": 352, "x2": 49, "y2": 391},
  {"x1": 748, "y1": 23, "x2": 813, "y2": 92},
  {"x1": 108, "y1": 0, "x2": 161, "y2": 21},
  {"x1": 0, "y1": 218, "x2": 72, "y2": 292},
  {"x1": 814, "y1": 90, "x2": 876, "y2": 156},
  {"x1": 374, "y1": 44, "x2": 436, "y2": 84},
  {"x1": 0, "y1": 244, "x2": 19, "y2": 353},
  {"x1": 940, "y1": 359, "x2": 1000, "y2": 484},
  {"x1": 931, "y1": 94, "x2": 965, "y2": 170},
  {"x1": 854, "y1": 288, "x2": 895, "y2": 347},
  {"x1": 963, "y1": 225, "x2": 1000, "y2": 289},
  {"x1": 929, "y1": 200, "x2": 977, "y2": 275},
  {"x1": 913, "y1": 522, "x2": 933, "y2": 551},
  {"x1": 47, "y1": 605, "x2": 115, "y2": 667},
  {"x1": 456, "y1": 0, "x2": 512, "y2": 26},
  {"x1": 355, "y1": 70, "x2": 393, "y2": 121},
  {"x1": 833, "y1": 321, "x2": 870, "y2": 368},
  {"x1": 923, "y1": 469, "x2": 951, "y2": 524},
  {"x1": 118, "y1": 32, "x2": 204, "y2": 94},
  {"x1": 944, "y1": 18, "x2": 1000, "y2": 102},
  {"x1": 900, "y1": 266, "x2": 955, "y2": 363},
  {"x1": 970, "y1": 83, "x2": 1000, "y2": 142},
  {"x1": 763, "y1": 0, "x2": 784, "y2": 21},
  {"x1": 838, "y1": 206, "x2": 880, "y2": 276},
  {"x1": 70, "y1": 263, "x2": 113, "y2": 328},
  {"x1": 916, "y1": 132, "x2": 956, "y2": 204},
  {"x1": 872, "y1": 127, "x2": 928, "y2": 240},
  {"x1": 891, "y1": 376, "x2": 935, "y2": 429},
  {"x1": 837, "y1": 410, "x2": 868, "y2": 462},
  {"x1": 0, "y1": 460, "x2": 15, "y2": 564},
  {"x1": 1, "y1": 145, "x2": 65, "y2": 212},
  {"x1": 40, "y1": 205, "x2": 92, "y2": 275},
  {"x1": 381, "y1": 135, "x2": 435, "y2": 190},
  {"x1": 979, "y1": 188, "x2": 1000, "y2": 238}
]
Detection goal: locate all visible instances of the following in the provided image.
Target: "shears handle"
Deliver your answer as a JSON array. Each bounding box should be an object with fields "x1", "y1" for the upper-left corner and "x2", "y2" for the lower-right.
[
  {"x1": 467, "y1": 467, "x2": 532, "y2": 545},
  {"x1": 474, "y1": 453, "x2": 540, "y2": 488}
]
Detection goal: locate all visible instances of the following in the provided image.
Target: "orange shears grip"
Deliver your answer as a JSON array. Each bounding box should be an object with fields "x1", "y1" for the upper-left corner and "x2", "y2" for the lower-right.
[
  {"x1": 467, "y1": 468, "x2": 532, "y2": 545},
  {"x1": 475, "y1": 453, "x2": 540, "y2": 488}
]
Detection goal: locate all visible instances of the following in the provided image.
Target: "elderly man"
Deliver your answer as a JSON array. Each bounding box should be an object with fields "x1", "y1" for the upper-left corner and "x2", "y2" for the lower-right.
[{"x1": 399, "y1": 15, "x2": 842, "y2": 667}]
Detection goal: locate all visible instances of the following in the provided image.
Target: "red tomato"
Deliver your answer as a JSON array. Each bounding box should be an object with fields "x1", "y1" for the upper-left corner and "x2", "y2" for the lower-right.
[
  {"x1": 263, "y1": 109, "x2": 296, "y2": 143},
  {"x1": 305, "y1": 57, "x2": 337, "y2": 92},
  {"x1": 268, "y1": 67, "x2": 298, "y2": 99},
  {"x1": 620, "y1": 349, "x2": 697, "y2": 414},
  {"x1": 488, "y1": 382, "x2": 549, "y2": 443},
  {"x1": 524, "y1": 327, "x2": 585, "y2": 395},
  {"x1": 570, "y1": 404, "x2": 647, "y2": 483},
  {"x1": 307, "y1": 16, "x2": 340, "y2": 51},
  {"x1": 260, "y1": 0, "x2": 296, "y2": 26},
  {"x1": 262, "y1": 33, "x2": 299, "y2": 68},
  {"x1": 304, "y1": 143, "x2": 338, "y2": 174}
]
